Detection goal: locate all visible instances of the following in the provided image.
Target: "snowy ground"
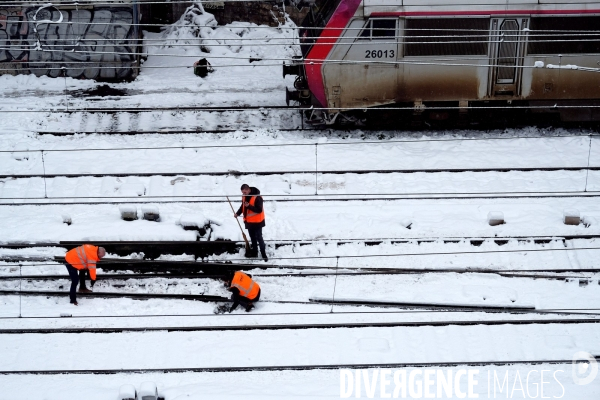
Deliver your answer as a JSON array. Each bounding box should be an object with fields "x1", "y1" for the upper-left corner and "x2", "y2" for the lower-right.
[{"x1": 1, "y1": 5, "x2": 600, "y2": 399}]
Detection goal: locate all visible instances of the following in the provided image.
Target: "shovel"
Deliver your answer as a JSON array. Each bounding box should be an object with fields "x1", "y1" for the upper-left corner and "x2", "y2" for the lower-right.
[{"x1": 227, "y1": 196, "x2": 251, "y2": 254}]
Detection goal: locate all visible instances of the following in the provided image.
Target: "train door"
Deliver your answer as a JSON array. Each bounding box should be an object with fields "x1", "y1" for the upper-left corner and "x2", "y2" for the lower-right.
[
  {"x1": 488, "y1": 17, "x2": 529, "y2": 98},
  {"x1": 333, "y1": 18, "x2": 398, "y2": 108}
]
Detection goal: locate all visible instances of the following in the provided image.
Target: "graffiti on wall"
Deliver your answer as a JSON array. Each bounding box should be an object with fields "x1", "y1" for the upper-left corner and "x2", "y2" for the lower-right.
[{"x1": 0, "y1": 5, "x2": 139, "y2": 80}]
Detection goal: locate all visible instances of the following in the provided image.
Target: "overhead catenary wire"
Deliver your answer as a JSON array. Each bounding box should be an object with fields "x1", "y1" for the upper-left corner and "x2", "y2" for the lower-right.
[
  {"x1": 4, "y1": 192, "x2": 600, "y2": 205},
  {"x1": 7, "y1": 34, "x2": 600, "y2": 45},
  {"x1": 2, "y1": 14, "x2": 600, "y2": 35},
  {"x1": 4, "y1": 103, "x2": 600, "y2": 113},
  {"x1": 1, "y1": 131, "x2": 595, "y2": 153},
  {"x1": 4, "y1": 46, "x2": 600, "y2": 70},
  {"x1": 0, "y1": 0, "x2": 300, "y2": 7},
  {"x1": 2, "y1": 190, "x2": 600, "y2": 201},
  {"x1": 0, "y1": 270, "x2": 594, "y2": 279},
  {"x1": 4, "y1": 0, "x2": 600, "y2": 9}
]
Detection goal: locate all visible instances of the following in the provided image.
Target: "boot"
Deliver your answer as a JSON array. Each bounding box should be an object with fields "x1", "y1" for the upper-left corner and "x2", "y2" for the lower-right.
[
  {"x1": 78, "y1": 287, "x2": 92, "y2": 293},
  {"x1": 70, "y1": 300, "x2": 78, "y2": 306},
  {"x1": 245, "y1": 249, "x2": 258, "y2": 258}
]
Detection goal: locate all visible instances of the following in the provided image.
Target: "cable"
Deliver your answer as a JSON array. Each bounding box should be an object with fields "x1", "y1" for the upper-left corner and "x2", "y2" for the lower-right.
[
  {"x1": 3, "y1": 16, "x2": 600, "y2": 33},
  {"x1": 0, "y1": 0, "x2": 296, "y2": 7},
  {"x1": 4, "y1": 103, "x2": 600, "y2": 113},
  {"x1": 5, "y1": 47, "x2": 600, "y2": 73},
  {"x1": 8, "y1": 34, "x2": 600, "y2": 45},
  {"x1": 2, "y1": 245, "x2": 600, "y2": 264},
  {"x1": 2, "y1": 189, "x2": 600, "y2": 200},
  {"x1": 2, "y1": 131, "x2": 595, "y2": 153},
  {"x1": 205, "y1": 246, "x2": 600, "y2": 262},
  {"x1": 3, "y1": 0, "x2": 600, "y2": 9},
  {"x1": 1, "y1": 306, "x2": 600, "y2": 320},
  {"x1": 3, "y1": 193, "x2": 600, "y2": 206}
]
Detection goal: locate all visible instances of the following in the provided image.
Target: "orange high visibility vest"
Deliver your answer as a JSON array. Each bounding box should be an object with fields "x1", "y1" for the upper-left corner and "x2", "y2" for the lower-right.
[
  {"x1": 65, "y1": 244, "x2": 99, "y2": 280},
  {"x1": 230, "y1": 271, "x2": 260, "y2": 300},
  {"x1": 242, "y1": 195, "x2": 265, "y2": 224}
]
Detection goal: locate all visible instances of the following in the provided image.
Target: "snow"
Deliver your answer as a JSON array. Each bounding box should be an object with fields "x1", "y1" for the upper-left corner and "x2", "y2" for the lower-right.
[
  {"x1": 119, "y1": 384, "x2": 137, "y2": 400},
  {"x1": 139, "y1": 381, "x2": 158, "y2": 398},
  {"x1": 0, "y1": 4, "x2": 600, "y2": 399},
  {"x1": 486, "y1": 211, "x2": 504, "y2": 226}
]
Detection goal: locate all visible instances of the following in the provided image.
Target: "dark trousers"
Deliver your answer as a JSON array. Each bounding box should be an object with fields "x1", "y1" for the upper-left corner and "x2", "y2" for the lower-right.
[
  {"x1": 65, "y1": 265, "x2": 89, "y2": 302},
  {"x1": 230, "y1": 288, "x2": 261, "y2": 312},
  {"x1": 247, "y1": 226, "x2": 266, "y2": 257}
]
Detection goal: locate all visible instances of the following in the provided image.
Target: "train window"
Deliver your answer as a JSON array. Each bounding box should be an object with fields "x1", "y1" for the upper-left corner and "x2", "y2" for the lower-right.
[
  {"x1": 373, "y1": 20, "x2": 396, "y2": 38},
  {"x1": 358, "y1": 19, "x2": 396, "y2": 40},
  {"x1": 528, "y1": 17, "x2": 600, "y2": 54},
  {"x1": 359, "y1": 20, "x2": 372, "y2": 39},
  {"x1": 405, "y1": 18, "x2": 489, "y2": 56}
]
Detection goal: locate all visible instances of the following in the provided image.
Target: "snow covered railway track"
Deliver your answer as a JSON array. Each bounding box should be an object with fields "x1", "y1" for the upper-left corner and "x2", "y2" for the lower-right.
[
  {"x1": 21, "y1": 106, "x2": 297, "y2": 113},
  {"x1": 15, "y1": 107, "x2": 307, "y2": 135},
  {"x1": 0, "y1": 317, "x2": 598, "y2": 335},
  {"x1": 0, "y1": 357, "x2": 594, "y2": 375},
  {"x1": 3, "y1": 167, "x2": 600, "y2": 180},
  {"x1": 0, "y1": 268, "x2": 595, "y2": 282},
  {"x1": 2, "y1": 234, "x2": 600, "y2": 255}
]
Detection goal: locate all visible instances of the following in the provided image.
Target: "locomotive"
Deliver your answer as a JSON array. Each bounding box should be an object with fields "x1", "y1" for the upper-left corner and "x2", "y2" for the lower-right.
[{"x1": 283, "y1": 0, "x2": 600, "y2": 125}]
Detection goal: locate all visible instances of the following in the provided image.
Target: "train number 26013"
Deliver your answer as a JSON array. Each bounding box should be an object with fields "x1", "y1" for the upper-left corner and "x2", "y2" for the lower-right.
[{"x1": 365, "y1": 50, "x2": 395, "y2": 59}]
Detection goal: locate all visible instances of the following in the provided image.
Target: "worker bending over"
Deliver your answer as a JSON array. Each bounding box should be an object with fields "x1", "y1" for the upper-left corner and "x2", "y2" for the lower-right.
[
  {"x1": 226, "y1": 271, "x2": 261, "y2": 312},
  {"x1": 64, "y1": 244, "x2": 105, "y2": 305}
]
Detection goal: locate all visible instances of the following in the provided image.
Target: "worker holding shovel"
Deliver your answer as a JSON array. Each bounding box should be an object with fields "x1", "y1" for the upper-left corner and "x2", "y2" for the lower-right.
[{"x1": 227, "y1": 184, "x2": 267, "y2": 261}]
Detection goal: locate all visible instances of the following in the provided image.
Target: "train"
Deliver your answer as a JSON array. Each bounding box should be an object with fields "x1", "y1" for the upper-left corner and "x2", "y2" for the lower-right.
[{"x1": 283, "y1": 0, "x2": 600, "y2": 125}]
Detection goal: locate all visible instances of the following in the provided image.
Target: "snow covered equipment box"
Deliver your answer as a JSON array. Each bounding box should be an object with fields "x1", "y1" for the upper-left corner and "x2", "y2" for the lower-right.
[
  {"x1": 142, "y1": 206, "x2": 160, "y2": 222},
  {"x1": 487, "y1": 211, "x2": 504, "y2": 226},
  {"x1": 62, "y1": 214, "x2": 72, "y2": 225},
  {"x1": 178, "y1": 214, "x2": 211, "y2": 236},
  {"x1": 138, "y1": 381, "x2": 158, "y2": 400},
  {"x1": 194, "y1": 59, "x2": 213, "y2": 78},
  {"x1": 563, "y1": 209, "x2": 580, "y2": 226},
  {"x1": 118, "y1": 384, "x2": 136, "y2": 400},
  {"x1": 119, "y1": 205, "x2": 138, "y2": 221}
]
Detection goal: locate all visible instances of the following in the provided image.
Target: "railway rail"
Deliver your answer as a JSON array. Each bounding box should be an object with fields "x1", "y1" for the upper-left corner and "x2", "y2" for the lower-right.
[
  {"x1": 2, "y1": 357, "x2": 596, "y2": 375},
  {"x1": 3, "y1": 192, "x2": 599, "y2": 206},
  {"x1": 2, "y1": 234, "x2": 599, "y2": 253},
  {"x1": 0, "y1": 269, "x2": 595, "y2": 280},
  {"x1": 2, "y1": 288, "x2": 599, "y2": 319},
  {"x1": 0, "y1": 315, "x2": 597, "y2": 334},
  {"x1": 2, "y1": 166, "x2": 599, "y2": 179},
  {"x1": 1, "y1": 235, "x2": 599, "y2": 274}
]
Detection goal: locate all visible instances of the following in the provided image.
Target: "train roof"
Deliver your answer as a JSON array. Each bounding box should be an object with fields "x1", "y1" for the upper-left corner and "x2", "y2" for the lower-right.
[{"x1": 362, "y1": 0, "x2": 600, "y2": 17}]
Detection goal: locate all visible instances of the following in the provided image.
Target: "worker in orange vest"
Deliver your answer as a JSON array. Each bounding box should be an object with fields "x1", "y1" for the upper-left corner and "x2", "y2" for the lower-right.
[
  {"x1": 234, "y1": 183, "x2": 267, "y2": 261},
  {"x1": 225, "y1": 271, "x2": 261, "y2": 312},
  {"x1": 64, "y1": 244, "x2": 106, "y2": 305}
]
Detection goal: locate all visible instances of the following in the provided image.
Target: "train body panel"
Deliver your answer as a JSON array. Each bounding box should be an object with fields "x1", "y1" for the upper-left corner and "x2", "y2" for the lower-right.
[
  {"x1": 286, "y1": 0, "x2": 600, "y2": 122},
  {"x1": 400, "y1": 61, "x2": 487, "y2": 102}
]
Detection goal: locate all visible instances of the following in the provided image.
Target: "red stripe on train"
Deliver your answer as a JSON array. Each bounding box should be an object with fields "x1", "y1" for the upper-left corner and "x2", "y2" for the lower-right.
[{"x1": 305, "y1": 0, "x2": 362, "y2": 108}]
